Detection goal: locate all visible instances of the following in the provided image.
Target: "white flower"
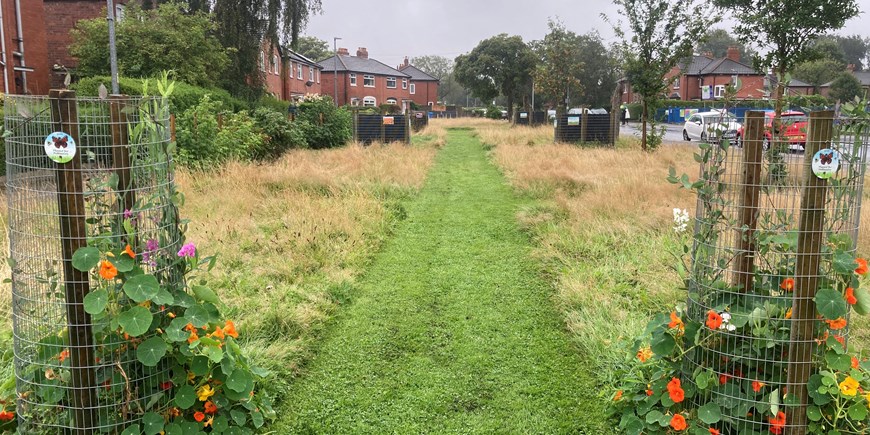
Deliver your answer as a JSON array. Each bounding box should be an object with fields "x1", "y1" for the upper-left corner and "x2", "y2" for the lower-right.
[
  {"x1": 673, "y1": 208, "x2": 690, "y2": 233},
  {"x1": 718, "y1": 312, "x2": 737, "y2": 331}
]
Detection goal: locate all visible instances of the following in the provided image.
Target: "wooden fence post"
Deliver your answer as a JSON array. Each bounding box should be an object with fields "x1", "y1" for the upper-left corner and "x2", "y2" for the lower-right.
[
  {"x1": 733, "y1": 111, "x2": 765, "y2": 293},
  {"x1": 785, "y1": 110, "x2": 835, "y2": 435},
  {"x1": 169, "y1": 113, "x2": 176, "y2": 142},
  {"x1": 109, "y1": 96, "x2": 135, "y2": 219},
  {"x1": 49, "y1": 89, "x2": 98, "y2": 434},
  {"x1": 580, "y1": 107, "x2": 589, "y2": 145}
]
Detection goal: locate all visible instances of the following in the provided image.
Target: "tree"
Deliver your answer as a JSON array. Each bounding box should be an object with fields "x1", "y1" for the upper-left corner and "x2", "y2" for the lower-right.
[
  {"x1": 454, "y1": 34, "x2": 536, "y2": 119},
  {"x1": 531, "y1": 20, "x2": 585, "y2": 117},
  {"x1": 411, "y1": 55, "x2": 457, "y2": 103},
  {"x1": 792, "y1": 58, "x2": 845, "y2": 93},
  {"x1": 834, "y1": 34, "x2": 870, "y2": 70},
  {"x1": 829, "y1": 72, "x2": 864, "y2": 102},
  {"x1": 295, "y1": 35, "x2": 330, "y2": 61},
  {"x1": 69, "y1": 2, "x2": 229, "y2": 88},
  {"x1": 609, "y1": 0, "x2": 717, "y2": 151},
  {"x1": 697, "y1": 28, "x2": 755, "y2": 60}
]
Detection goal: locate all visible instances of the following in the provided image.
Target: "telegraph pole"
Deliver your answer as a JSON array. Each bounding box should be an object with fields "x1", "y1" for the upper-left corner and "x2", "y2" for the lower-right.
[{"x1": 106, "y1": 0, "x2": 119, "y2": 93}]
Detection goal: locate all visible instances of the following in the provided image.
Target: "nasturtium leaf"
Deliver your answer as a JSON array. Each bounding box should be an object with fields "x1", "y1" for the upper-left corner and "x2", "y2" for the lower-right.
[
  {"x1": 651, "y1": 332, "x2": 676, "y2": 356},
  {"x1": 72, "y1": 247, "x2": 101, "y2": 272},
  {"x1": 854, "y1": 287, "x2": 870, "y2": 315},
  {"x1": 621, "y1": 415, "x2": 644, "y2": 435},
  {"x1": 807, "y1": 375, "x2": 832, "y2": 406},
  {"x1": 212, "y1": 415, "x2": 229, "y2": 433},
  {"x1": 191, "y1": 356, "x2": 210, "y2": 376},
  {"x1": 226, "y1": 368, "x2": 253, "y2": 393},
  {"x1": 119, "y1": 306, "x2": 153, "y2": 337},
  {"x1": 163, "y1": 423, "x2": 182, "y2": 435},
  {"x1": 111, "y1": 255, "x2": 135, "y2": 273},
  {"x1": 807, "y1": 405, "x2": 823, "y2": 422},
  {"x1": 166, "y1": 317, "x2": 189, "y2": 342},
  {"x1": 142, "y1": 411, "x2": 164, "y2": 435},
  {"x1": 152, "y1": 289, "x2": 174, "y2": 306},
  {"x1": 645, "y1": 410, "x2": 664, "y2": 425},
  {"x1": 184, "y1": 305, "x2": 210, "y2": 328},
  {"x1": 137, "y1": 337, "x2": 168, "y2": 367},
  {"x1": 203, "y1": 343, "x2": 223, "y2": 363},
  {"x1": 815, "y1": 288, "x2": 849, "y2": 320},
  {"x1": 123, "y1": 275, "x2": 160, "y2": 303},
  {"x1": 174, "y1": 385, "x2": 196, "y2": 409},
  {"x1": 120, "y1": 424, "x2": 141, "y2": 435},
  {"x1": 834, "y1": 252, "x2": 858, "y2": 275},
  {"x1": 83, "y1": 289, "x2": 108, "y2": 315},
  {"x1": 192, "y1": 285, "x2": 220, "y2": 305},
  {"x1": 698, "y1": 403, "x2": 722, "y2": 424},
  {"x1": 849, "y1": 402, "x2": 868, "y2": 421},
  {"x1": 38, "y1": 384, "x2": 64, "y2": 404},
  {"x1": 251, "y1": 410, "x2": 264, "y2": 428},
  {"x1": 826, "y1": 351, "x2": 852, "y2": 372},
  {"x1": 230, "y1": 409, "x2": 247, "y2": 426}
]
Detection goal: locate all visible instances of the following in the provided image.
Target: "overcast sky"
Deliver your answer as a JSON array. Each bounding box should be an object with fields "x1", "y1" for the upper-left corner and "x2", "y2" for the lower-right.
[{"x1": 305, "y1": 0, "x2": 870, "y2": 67}]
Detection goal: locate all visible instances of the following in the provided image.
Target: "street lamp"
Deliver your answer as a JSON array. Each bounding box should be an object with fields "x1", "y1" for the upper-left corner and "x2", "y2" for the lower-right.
[{"x1": 333, "y1": 37, "x2": 341, "y2": 106}]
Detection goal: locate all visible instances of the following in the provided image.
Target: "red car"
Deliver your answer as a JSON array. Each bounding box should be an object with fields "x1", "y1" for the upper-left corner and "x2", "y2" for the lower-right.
[{"x1": 735, "y1": 110, "x2": 808, "y2": 151}]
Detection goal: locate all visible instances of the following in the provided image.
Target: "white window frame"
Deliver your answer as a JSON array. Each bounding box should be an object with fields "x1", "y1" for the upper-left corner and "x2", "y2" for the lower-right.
[
  {"x1": 298, "y1": 65, "x2": 303, "y2": 80},
  {"x1": 309, "y1": 67, "x2": 315, "y2": 82},
  {"x1": 289, "y1": 63, "x2": 294, "y2": 78},
  {"x1": 714, "y1": 85, "x2": 726, "y2": 98},
  {"x1": 350, "y1": 97, "x2": 360, "y2": 106},
  {"x1": 363, "y1": 96, "x2": 377, "y2": 107},
  {"x1": 402, "y1": 79, "x2": 408, "y2": 90},
  {"x1": 672, "y1": 77, "x2": 680, "y2": 89},
  {"x1": 350, "y1": 73, "x2": 357, "y2": 86},
  {"x1": 386, "y1": 77, "x2": 397, "y2": 88},
  {"x1": 115, "y1": 5, "x2": 125, "y2": 21},
  {"x1": 385, "y1": 98, "x2": 398, "y2": 105},
  {"x1": 316, "y1": 70, "x2": 320, "y2": 84},
  {"x1": 259, "y1": 52, "x2": 265, "y2": 72},
  {"x1": 272, "y1": 55, "x2": 279, "y2": 74},
  {"x1": 363, "y1": 75, "x2": 375, "y2": 87},
  {"x1": 409, "y1": 83, "x2": 416, "y2": 94}
]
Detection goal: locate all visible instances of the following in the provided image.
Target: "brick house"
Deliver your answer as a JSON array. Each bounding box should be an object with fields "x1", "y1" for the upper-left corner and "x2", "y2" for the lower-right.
[
  {"x1": 397, "y1": 57, "x2": 439, "y2": 108},
  {"x1": 0, "y1": 0, "x2": 52, "y2": 94},
  {"x1": 319, "y1": 47, "x2": 412, "y2": 108},
  {"x1": 43, "y1": 0, "x2": 128, "y2": 89},
  {"x1": 259, "y1": 42, "x2": 322, "y2": 101}
]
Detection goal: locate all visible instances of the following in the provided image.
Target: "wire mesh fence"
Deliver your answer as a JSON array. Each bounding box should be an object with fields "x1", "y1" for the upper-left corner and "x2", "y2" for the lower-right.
[
  {"x1": 4, "y1": 91, "x2": 181, "y2": 433},
  {"x1": 684, "y1": 110, "x2": 870, "y2": 433}
]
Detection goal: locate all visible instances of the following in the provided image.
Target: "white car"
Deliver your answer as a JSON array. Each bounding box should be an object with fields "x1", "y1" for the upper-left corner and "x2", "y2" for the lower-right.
[{"x1": 683, "y1": 111, "x2": 742, "y2": 144}]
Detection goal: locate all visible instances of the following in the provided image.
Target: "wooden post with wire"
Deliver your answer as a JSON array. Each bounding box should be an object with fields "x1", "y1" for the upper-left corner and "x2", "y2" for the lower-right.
[
  {"x1": 109, "y1": 95, "x2": 135, "y2": 217},
  {"x1": 785, "y1": 110, "x2": 835, "y2": 435},
  {"x1": 49, "y1": 89, "x2": 98, "y2": 434},
  {"x1": 733, "y1": 111, "x2": 765, "y2": 293}
]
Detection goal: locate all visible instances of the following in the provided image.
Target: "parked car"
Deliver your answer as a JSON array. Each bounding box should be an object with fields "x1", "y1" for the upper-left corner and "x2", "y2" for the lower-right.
[
  {"x1": 735, "y1": 110, "x2": 808, "y2": 151},
  {"x1": 682, "y1": 110, "x2": 741, "y2": 144}
]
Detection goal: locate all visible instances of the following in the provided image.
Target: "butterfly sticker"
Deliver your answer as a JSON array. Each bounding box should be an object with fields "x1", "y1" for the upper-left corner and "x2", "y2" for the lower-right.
[
  {"x1": 52, "y1": 135, "x2": 68, "y2": 149},
  {"x1": 820, "y1": 152, "x2": 834, "y2": 165}
]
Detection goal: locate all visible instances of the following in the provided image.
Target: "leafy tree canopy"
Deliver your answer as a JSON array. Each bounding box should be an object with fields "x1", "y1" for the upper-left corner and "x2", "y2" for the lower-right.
[
  {"x1": 411, "y1": 55, "x2": 459, "y2": 103},
  {"x1": 829, "y1": 71, "x2": 865, "y2": 102},
  {"x1": 454, "y1": 34, "x2": 536, "y2": 117},
  {"x1": 294, "y1": 35, "x2": 331, "y2": 61},
  {"x1": 69, "y1": 2, "x2": 229, "y2": 88},
  {"x1": 697, "y1": 28, "x2": 755, "y2": 60}
]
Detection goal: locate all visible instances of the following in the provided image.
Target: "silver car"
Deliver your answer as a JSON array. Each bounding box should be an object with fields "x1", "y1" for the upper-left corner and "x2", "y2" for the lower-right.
[{"x1": 683, "y1": 111, "x2": 742, "y2": 144}]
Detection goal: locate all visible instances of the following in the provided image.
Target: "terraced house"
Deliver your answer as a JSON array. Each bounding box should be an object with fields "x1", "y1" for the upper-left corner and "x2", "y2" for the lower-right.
[
  {"x1": 319, "y1": 47, "x2": 412, "y2": 109},
  {"x1": 260, "y1": 42, "x2": 323, "y2": 101}
]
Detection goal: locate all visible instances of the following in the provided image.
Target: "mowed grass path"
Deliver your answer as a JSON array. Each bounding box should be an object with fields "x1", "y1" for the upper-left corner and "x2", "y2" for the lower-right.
[{"x1": 276, "y1": 128, "x2": 605, "y2": 433}]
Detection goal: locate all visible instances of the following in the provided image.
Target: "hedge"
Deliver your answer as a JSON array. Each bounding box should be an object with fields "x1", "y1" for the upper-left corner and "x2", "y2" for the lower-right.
[{"x1": 73, "y1": 76, "x2": 248, "y2": 113}]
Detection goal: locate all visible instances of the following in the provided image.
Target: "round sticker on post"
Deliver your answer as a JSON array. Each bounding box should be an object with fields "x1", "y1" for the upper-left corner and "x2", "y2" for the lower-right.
[
  {"x1": 811, "y1": 148, "x2": 840, "y2": 180},
  {"x1": 43, "y1": 132, "x2": 77, "y2": 164}
]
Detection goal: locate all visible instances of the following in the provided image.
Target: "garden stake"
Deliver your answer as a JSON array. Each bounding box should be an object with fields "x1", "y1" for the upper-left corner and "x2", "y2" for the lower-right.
[
  {"x1": 109, "y1": 95, "x2": 136, "y2": 230},
  {"x1": 49, "y1": 89, "x2": 98, "y2": 434},
  {"x1": 785, "y1": 110, "x2": 835, "y2": 434},
  {"x1": 733, "y1": 111, "x2": 765, "y2": 293}
]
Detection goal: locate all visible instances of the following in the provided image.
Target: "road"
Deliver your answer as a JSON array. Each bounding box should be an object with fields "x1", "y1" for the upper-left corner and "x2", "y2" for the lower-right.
[{"x1": 619, "y1": 121, "x2": 686, "y2": 144}]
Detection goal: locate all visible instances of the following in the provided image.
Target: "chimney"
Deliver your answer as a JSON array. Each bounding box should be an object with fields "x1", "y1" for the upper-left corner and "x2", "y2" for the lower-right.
[
  {"x1": 847, "y1": 64, "x2": 856, "y2": 72},
  {"x1": 703, "y1": 51, "x2": 714, "y2": 58},
  {"x1": 404, "y1": 56, "x2": 409, "y2": 68},
  {"x1": 337, "y1": 47, "x2": 349, "y2": 56},
  {"x1": 726, "y1": 46, "x2": 740, "y2": 62},
  {"x1": 356, "y1": 47, "x2": 368, "y2": 59}
]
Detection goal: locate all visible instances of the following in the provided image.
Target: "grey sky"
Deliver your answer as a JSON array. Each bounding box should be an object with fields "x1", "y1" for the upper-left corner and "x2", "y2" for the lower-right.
[{"x1": 305, "y1": 0, "x2": 870, "y2": 67}]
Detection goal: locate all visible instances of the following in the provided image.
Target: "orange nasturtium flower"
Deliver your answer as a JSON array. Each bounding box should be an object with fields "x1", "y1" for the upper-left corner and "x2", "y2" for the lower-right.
[
  {"x1": 123, "y1": 244, "x2": 136, "y2": 259},
  {"x1": 667, "y1": 377, "x2": 685, "y2": 403},
  {"x1": 0, "y1": 410, "x2": 14, "y2": 422},
  {"x1": 826, "y1": 318, "x2": 848, "y2": 330},
  {"x1": 99, "y1": 260, "x2": 118, "y2": 280},
  {"x1": 846, "y1": 287, "x2": 858, "y2": 305},
  {"x1": 706, "y1": 310, "x2": 723, "y2": 330},
  {"x1": 853, "y1": 357, "x2": 860, "y2": 369},
  {"x1": 193, "y1": 411, "x2": 205, "y2": 422},
  {"x1": 224, "y1": 320, "x2": 239, "y2": 338},
  {"x1": 785, "y1": 308, "x2": 793, "y2": 320},
  {"x1": 209, "y1": 326, "x2": 225, "y2": 340},
  {"x1": 780, "y1": 278, "x2": 795, "y2": 292},
  {"x1": 204, "y1": 401, "x2": 218, "y2": 414},
  {"x1": 636, "y1": 347, "x2": 653, "y2": 362},
  {"x1": 613, "y1": 390, "x2": 623, "y2": 401},
  {"x1": 709, "y1": 428, "x2": 720, "y2": 435},
  {"x1": 187, "y1": 331, "x2": 199, "y2": 345},
  {"x1": 670, "y1": 414, "x2": 687, "y2": 431},
  {"x1": 857, "y1": 258, "x2": 869, "y2": 276},
  {"x1": 668, "y1": 312, "x2": 684, "y2": 331},
  {"x1": 840, "y1": 376, "x2": 859, "y2": 396},
  {"x1": 768, "y1": 411, "x2": 786, "y2": 434},
  {"x1": 752, "y1": 380, "x2": 765, "y2": 393}
]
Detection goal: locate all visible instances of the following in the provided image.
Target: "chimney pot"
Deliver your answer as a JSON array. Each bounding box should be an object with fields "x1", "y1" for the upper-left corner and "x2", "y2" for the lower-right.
[
  {"x1": 847, "y1": 64, "x2": 856, "y2": 72},
  {"x1": 726, "y1": 46, "x2": 740, "y2": 62},
  {"x1": 356, "y1": 47, "x2": 368, "y2": 59},
  {"x1": 337, "y1": 47, "x2": 349, "y2": 56}
]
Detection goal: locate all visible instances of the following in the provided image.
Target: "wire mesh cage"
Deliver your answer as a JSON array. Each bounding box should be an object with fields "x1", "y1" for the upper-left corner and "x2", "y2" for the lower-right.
[
  {"x1": 684, "y1": 110, "x2": 870, "y2": 434},
  {"x1": 4, "y1": 90, "x2": 181, "y2": 433}
]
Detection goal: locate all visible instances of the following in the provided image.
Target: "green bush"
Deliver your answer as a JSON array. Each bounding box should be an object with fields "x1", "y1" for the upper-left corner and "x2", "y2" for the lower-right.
[
  {"x1": 486, "y1": 104, "x2": 502, "y2": 120},
  {"x1": 252, "y1": 107, "x2": 308, "y2": 158},
  {"x1": 297, "y1": 95, "x2": 351, "y2": 149},
  {"x1": 258, "y1": 94, "x2": 291, "y2": 114},
  {"x1": 175, "y1": 96, "x2": 263, "y2": 167},
  {"x1": 73, "y1": 76, "x2": 248, "y2": 114}
]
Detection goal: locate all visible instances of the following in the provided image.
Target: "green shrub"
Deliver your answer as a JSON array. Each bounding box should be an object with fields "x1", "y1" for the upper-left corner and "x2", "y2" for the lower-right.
[
  {"x1": 216, "y1": 110, "x2": 264, "y2": 161},
  {"x1": 379, "y1": 103, "x2": 402, "y2": 115},
  {"x1": 486, "y1": 104, "x2": 502, "y2": 119},
  {"x1": 258, "y1": 94, "x2": 291, "y2": 114},
  {"x1": 175, "y1": 96, "x2": 263, "y2": 167},
  {"x1": 297, "y1": 95, "x2": 351, "y2": 149},
  {"x1": 252, "y1": 107, "x2": 308, "y2": 158},
  {"x1": 73, "y1": 76, "x2": 248, "y2": 114}
]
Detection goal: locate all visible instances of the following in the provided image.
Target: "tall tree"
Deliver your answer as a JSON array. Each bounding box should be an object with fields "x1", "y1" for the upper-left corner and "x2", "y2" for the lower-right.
[
  {"x1": 454, "y1": 34, "x2": 536, "y2": 119},
  {"x1": 697, "y1": 28, "x2": 755, "y2": 60},
  {"x1": 792, "y1": 58, "x2": 846, "y2": 93},
  {"x1": 609, "y1": 0, "x2": 717, "y2": 151},
  {"x1": 829, "y1": 71, "x2": 864, "y2": 102},
  {"x1": 834, "y1": 34, "x2": 870, "y2": 70},
  {"x1": 532, "y1": 19, "x2": 585, "y2": 117},
  {"x1": 295, "y1": 35, "x2": 330, "y2": 61}
]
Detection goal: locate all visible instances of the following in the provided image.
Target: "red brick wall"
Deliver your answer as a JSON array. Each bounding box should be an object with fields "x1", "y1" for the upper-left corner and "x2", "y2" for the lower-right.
[
  {"x1": 1, "y1": 1, "x2": 50, "y2": 94},
  {"x1": 43, "y1": 0, "x2": 128, "y2": 89},
  {"x1": 409, "y1": 80, "x2": 438, "y2": 107},
  {"x1": 322, "y1": 70, "x2": 411, "y2": 106},
  {"x1": 285, "y1": 60, "x2": 322, "y2": 98}
]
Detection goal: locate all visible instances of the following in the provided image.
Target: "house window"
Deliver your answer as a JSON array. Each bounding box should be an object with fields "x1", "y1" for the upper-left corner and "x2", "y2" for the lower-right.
[
  {"x1": 410, "y1": 83, "x2": 416, "y2": 94},
  {"x1": 298, "y1": 65, "x2": 303, "y2": 80},
  {"x1": 316, "y1": 70, "x2": 320, "y2": 84},
  {"x1": 350, "y1": 73, "x2": 357, "y2": 86},
  {"x1": 272, "y1": 55, "x2": 279, "y2": 74},
  {"x1": 385, "y1": 98, "x2": 398, "y2": 105},
  {"x1": 289, "y1": 63, "x2": 294, "y2": 78},
  {"x1": 350, "y1": 97, "x2": 360, "y2": 106},
  {"x1": 714, "y1": 85, "x2": 726, "y2": 98},
  {"x1": 672, "y1": 77, "x2": 680, "y2": 89},
  {"x1": 402, "y1": 79, "x2": 407, "y2": 90},
  {"x1": 386, "y1": 77, "x2": 397, "y2": 88},
  {"x1": 363, "y1": 96, "x2": 377, "y2": 107},
  {"x1": 115, "y1": 5, "x2": 125, "y2": 21},
  {"x1": 310, "y1": 68, "x2": 315, "y2": 82},
  {"x1": 259, "y1": 52, "x2": 265, "y2": 72},
  {"x1": 363, "y1": 75, "x2": 375, "y2": 87}
]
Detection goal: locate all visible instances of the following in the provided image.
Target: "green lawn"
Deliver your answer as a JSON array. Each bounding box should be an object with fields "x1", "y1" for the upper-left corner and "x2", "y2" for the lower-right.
[{"x1": 273, "y1": 128, "x2": 606, "y2": 433}]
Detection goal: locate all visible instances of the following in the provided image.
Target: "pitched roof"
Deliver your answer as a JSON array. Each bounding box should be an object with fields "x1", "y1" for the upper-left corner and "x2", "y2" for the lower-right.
[
  {"x1": 679, "y1": 55, "x2": 715, "y2": 75},
  {"x1": 786, "y1": 78, "x2": 813, "y2": 88},
  {"x1": 698, "y1": 57, "x2": 759, "y2": 75},
  {"x1": 284, "y1": 49, "x2": 320, "y2": 68},
  {"x1": 398, "y1": 65, "x2": 438, "y2": 82},
  {"x1": 319, "y1": 55, "x2": 410, "y2": 77},
  {"x1": 820, "y1": 71, "x2": 870, "y2": 88}
]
